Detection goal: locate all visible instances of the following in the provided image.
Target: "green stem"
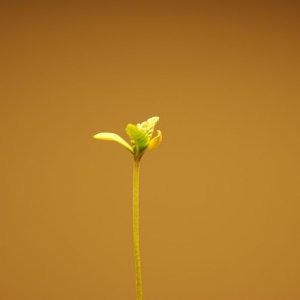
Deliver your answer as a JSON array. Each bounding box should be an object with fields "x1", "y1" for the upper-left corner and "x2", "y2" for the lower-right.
[{"x1": 133, "y1": 158, "x2": 142, "y2": 300}]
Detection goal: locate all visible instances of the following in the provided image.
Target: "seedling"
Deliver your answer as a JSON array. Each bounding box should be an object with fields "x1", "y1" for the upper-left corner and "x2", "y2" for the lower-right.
[{"x1": 93, "y1": 116, "x2": 162, "y2": 300}]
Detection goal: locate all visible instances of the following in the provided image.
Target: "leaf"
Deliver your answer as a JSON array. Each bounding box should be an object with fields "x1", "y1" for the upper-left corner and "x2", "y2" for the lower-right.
[
  {"x1": 125, "y1": 124, "x2": 150, "y2": 154},
  {"x1": 93, "y1": 132, "x2": 133, "y2": 153},
  {"x1": 148, "y1": 130, "x2": 162, "y2": 150},
  {"x1": 137, "y1": 116, "x2": 159, "y2": 138}
]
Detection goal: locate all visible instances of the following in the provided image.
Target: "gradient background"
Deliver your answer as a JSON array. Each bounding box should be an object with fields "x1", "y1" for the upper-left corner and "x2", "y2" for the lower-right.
[{"x1": 1, "y1": 1, "x2": 300, "y2": 299}]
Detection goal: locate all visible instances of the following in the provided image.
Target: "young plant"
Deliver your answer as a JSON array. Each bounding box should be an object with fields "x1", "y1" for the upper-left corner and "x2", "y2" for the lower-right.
[{"x1": 93, "y1": 116, "x2": 162, "y2": 300}]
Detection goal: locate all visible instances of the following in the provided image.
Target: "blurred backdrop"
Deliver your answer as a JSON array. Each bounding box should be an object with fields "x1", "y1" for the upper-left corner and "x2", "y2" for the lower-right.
[{"x1": 1, "y1": 1, "x2": 299, "y2": 299}]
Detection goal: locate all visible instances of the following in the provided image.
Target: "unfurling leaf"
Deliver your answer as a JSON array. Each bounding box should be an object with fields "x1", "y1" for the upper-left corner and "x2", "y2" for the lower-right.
[
  {"x1": 136, "y1": 116, "x2": 160, "y2": 139},
  {"x1": 126, "y1": 124, "x2": 150, "y2": 155}
]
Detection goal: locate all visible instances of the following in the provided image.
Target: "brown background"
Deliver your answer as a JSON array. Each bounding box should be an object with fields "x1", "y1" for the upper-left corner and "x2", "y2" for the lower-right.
[{"x1": 1, "y1": 1, "x2": 300, "y2": 299}]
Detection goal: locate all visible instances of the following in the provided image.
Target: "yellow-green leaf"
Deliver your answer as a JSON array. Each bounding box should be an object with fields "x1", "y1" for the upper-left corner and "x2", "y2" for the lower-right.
[
  {"x1": 93, "y1": 132, "x2": 133, "y2": 153},
  {"x1": 137, "y1": 116, "x2": 159, "y2": 139},
  {"x1": 125, "y1": 124, "x2": 150, "y2": 154}
]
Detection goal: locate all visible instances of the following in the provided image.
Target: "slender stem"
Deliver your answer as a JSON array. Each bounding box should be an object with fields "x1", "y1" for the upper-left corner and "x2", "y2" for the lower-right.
[{"x1": 133, "y1": 158, "x2": 142, "y2": 300}]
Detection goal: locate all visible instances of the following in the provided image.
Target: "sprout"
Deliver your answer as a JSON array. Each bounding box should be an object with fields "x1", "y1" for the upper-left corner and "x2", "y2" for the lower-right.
[
  {"x1": 93, "y1": 116, "x2": 162, "y2": 300},
  {"x1": 94, "y1": 116, "x2": 162, "y2": 160}
]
